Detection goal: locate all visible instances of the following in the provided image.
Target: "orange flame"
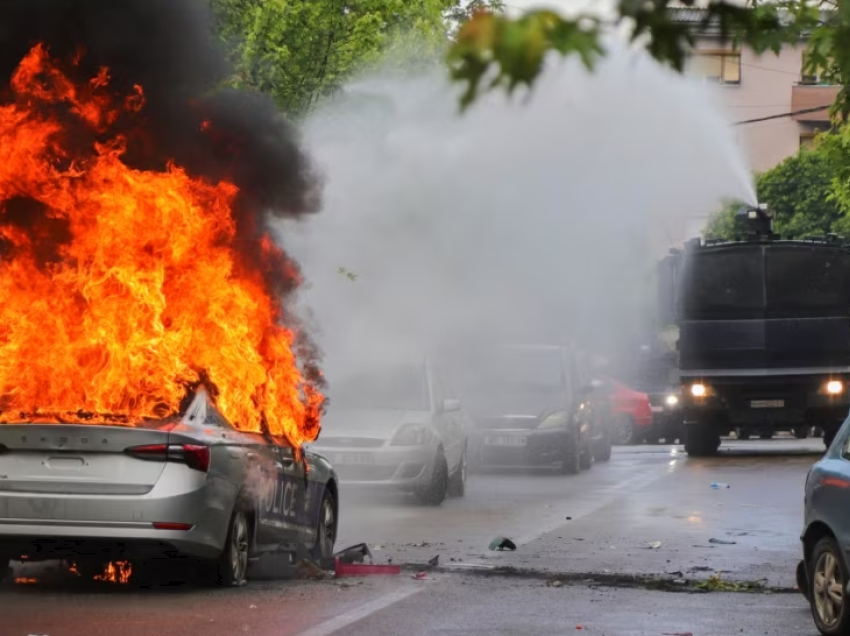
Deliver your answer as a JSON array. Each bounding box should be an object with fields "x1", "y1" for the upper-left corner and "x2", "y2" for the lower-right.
[
  {"x1": 14, "y1": 577, "x2": 38, "y2": 585},
  {"x1": 0, "y1": 45, "x2": 323, "y2": 448},
  {"x1": 94, "y1": 561, "x2": 132, "y2": 584}
]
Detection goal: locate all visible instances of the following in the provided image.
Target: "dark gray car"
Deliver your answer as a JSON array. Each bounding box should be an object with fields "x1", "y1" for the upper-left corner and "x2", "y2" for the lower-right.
[
  {"x1": 0, "y1": 387, "x2": 338, "y2": 586},
  {"x1": 797, "y1": 414, "x2": 850, "y2": 634}
]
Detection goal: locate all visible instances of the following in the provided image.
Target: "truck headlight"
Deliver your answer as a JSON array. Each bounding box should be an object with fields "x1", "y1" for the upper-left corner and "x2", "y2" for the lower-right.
[
  {"x1": 690, "y1": 383, "x2": 707, "y2": 398},
  {"x1": 665, "y1": 394, "x2": 679, "y2": 406},
  {"x1": 827, "y1": 380, "x2": 844, "y2": 395}
]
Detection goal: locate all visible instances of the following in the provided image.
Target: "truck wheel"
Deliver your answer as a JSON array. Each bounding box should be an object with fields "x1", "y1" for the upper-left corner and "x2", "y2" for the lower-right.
[
  {"x1": 735, "y1": 427, "x2": 751, "y2": 441},
  {"x1": 759, "y1": 430, "x2": 774, "y2": 440},
  {"x1": 825, "y1": 429, "x2": 837, "y2": 450},
  {"x1": 684, "y1": 422, "x2": 720, "y2": 457},
  {"x1": 793, "y1": 427, "x2": 810, "y2": 440}
]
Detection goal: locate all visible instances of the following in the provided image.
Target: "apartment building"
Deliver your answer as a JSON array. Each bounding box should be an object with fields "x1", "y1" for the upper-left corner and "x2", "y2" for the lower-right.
[{"x1": 671, "y1": 6, "x2": 839, "y2": 173}]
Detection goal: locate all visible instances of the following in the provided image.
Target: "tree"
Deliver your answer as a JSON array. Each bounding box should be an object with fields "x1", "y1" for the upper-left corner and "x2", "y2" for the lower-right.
[
  {"x1": 704, "y1": 144, "x2": 843, "y2": 241},
  {"x1": 446, "y1": 1, "x2": 837, "y2": 111},
  {"x1": 211, "y1": 0, "x2": 504, "y2": 117}
]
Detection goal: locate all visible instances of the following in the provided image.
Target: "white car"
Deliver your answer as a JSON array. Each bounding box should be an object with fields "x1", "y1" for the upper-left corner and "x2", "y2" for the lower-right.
[{"x1": 311, "y1": 358, "x2": 469, "y2": 505}]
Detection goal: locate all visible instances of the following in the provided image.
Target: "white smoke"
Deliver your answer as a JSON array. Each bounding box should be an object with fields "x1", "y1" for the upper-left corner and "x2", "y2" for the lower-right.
[{"x1": 283, "y1": 42, "x2": 754, "y2": 381}]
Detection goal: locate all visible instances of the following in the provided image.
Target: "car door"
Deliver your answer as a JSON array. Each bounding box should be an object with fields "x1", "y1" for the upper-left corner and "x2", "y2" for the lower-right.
[{"x1": 256, "y1": 440, "x2": 304, "y2": 548}]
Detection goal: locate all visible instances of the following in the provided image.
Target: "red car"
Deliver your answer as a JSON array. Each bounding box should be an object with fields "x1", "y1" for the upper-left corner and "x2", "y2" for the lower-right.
[{"x1": 593, "y1": 377, "x2": 653, "y2": 445}]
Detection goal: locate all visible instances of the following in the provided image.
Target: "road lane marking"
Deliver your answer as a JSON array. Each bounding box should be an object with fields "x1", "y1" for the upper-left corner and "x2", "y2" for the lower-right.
[{"x1": 287, "y1": 587, "x2": 424, "y2": 636}]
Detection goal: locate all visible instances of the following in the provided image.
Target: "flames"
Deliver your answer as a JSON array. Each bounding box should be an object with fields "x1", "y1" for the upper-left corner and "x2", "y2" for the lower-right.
[
  {"x1": 94, "y1": 560, "x2": 133, "y2": 584},
  {"x1": 0, "y1": 46, "x2": 323, "y2": 448}
]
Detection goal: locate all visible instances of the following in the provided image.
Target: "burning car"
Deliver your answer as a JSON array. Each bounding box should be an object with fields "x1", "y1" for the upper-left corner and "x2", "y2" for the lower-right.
[
  {"x1": 0, "y1": 387, "x2": 338, "y2": 586},
  {"x1": 310, "y1": 360, "x2": 469, "y2": 505},
  {"x1": 449, "y1": 344, "x2": 608, "y2": 474}
]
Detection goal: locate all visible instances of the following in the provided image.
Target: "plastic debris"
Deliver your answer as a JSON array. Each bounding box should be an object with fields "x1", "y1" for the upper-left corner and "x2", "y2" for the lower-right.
[
  {"x1": 710, "y1": 482, "x2": 730, "y2": 489},
  {"x1": 412, "y1": 571, "x2": 428, "y2": 580},
  {"x1": 649, "y1": 541, "x2": 662, "y2": 549},
  {"x1": 334, "y1": 558, "x2": 401, "y2": 577},
  {"x1": 708, "y1": 538, "x2": 736, "y2": 545},
  {"x1": 489, "y1": 537, "x2": 517, "y2": 551},
  {"x1": 547, "y1": 579, "x2": 563, "y2": 588}
]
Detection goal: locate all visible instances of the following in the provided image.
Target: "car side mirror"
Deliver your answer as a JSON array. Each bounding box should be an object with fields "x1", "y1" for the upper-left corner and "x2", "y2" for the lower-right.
[{"x1": 442, "y1": 398, "x2": 461, "y2": 412}]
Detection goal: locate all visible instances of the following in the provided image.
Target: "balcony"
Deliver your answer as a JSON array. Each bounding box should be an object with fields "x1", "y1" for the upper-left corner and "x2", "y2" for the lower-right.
[{"x1": 791, "y1": 84, "x2": 840, "y2": 122}]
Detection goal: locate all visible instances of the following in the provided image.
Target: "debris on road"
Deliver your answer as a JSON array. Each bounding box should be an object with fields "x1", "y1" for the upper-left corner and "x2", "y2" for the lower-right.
[
  {"x1": 412, "y1": 572, "x2": 429, "y2": 580},
  {"x1": 649, "y1": 541, "x2": 662, "y2": 549},
  {"x1": 489, "y1": 537, "x2": 517, "y2": 551},
  {"x1": 334, "y1": 558, "x2": 401, "y2": 578},
  {"x1": 335, "y1": 543, "x2": 373, "y2": 564},
  {"x1": 708, "y1": 538, "x2": 736, "y2": 545},
  {"x1": 296, "y1": 559, "x2": 327, "y2": 581},
  {"x1": 427, "y1": 555, "x2": 439, "y2": 566},
  {"x1": 662, "y1": 632, "x2": 694, "y2": 636},
  {"x1": 546, "y1": 579, "x2": 563, "y2": 588},
  {"x1": 710, "y1": 482, "x2": 730, "y2": 489}
]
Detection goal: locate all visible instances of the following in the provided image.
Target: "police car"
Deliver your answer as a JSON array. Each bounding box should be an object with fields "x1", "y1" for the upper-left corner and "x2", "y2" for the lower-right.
[{"x1": 0, "y1": 387, "x2": 338, "y2": 586}]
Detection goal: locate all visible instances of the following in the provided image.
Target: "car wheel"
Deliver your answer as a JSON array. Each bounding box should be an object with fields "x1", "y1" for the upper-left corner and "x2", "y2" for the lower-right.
[
  {"x1": 558, "y1": 428, "x2": 581, "y2": 475},
  {"x1": 591, "y1": 430, "x2": 612, "y2": 462},
  {"x1": 214, "y1": 507, "x2": 250, "y2": 587},
  {"x1": 416, "y1": 450, "x2": 448, "y2": 506},
  {"x1": 735, "y1": 427, "x2": 751, "y2": 441},
  {"x1": 612, "y1": 415, "x2": 635, "y2": 445},
  {"x1": 579, "y1": 435, "x2": 592, "y2": 470},
  {"x1": 810, "y1": 536, "x2": 850, "y2": 635},
  {"x1": 447, "y1": 444, "x2": 467, "y2": 497},
  {"x1": 310, "y1": 489, "x2": 337, "y2": 562}
]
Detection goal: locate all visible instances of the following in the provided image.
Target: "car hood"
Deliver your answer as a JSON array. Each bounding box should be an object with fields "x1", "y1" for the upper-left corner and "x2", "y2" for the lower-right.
[{"x1": 315, "y1": 408, "x2": 431, "y2": 442}]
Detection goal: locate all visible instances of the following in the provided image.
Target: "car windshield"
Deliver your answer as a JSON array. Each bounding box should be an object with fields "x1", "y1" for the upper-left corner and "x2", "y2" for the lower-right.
[
  {"x1": 451, "y1": 348, "x2": 567, "y2": 410},
  {"x1": 328, "y1": 365, "x2": 431, "y2": 411}
]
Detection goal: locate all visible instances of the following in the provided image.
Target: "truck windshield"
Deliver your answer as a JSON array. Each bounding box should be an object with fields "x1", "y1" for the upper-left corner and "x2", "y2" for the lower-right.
[{"x1": 678, "y1": 245, "x2": 850, "y2": 320}]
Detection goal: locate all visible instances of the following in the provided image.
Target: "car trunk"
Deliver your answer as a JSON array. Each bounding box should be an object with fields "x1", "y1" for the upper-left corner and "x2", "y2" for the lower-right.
[{"x1": 0, "y1": 422, "x2": 176, "y2": 496}]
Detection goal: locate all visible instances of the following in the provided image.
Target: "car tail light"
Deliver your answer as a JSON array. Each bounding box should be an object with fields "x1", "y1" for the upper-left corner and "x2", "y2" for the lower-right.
[
  {"x1": 125, "y1": 444, "x2": 211, "y2": 473},
  {"x1": 152, "y1": 522, "x2": 194, "y2": 531}
]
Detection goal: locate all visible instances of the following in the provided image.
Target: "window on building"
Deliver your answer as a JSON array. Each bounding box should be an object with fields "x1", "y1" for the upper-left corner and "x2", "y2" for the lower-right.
[{"x1": 690, "y1": 52, "x2": 742, "y2": 85}]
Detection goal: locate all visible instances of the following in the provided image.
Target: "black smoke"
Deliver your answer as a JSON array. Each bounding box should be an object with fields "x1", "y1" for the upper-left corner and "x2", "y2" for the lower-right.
[{"x1": 0, "y1": 0, "x2": 324, "y2": 388}]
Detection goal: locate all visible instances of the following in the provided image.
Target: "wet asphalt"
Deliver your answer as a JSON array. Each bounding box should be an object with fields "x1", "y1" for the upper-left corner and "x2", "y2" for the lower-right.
[{"x1": 0, "y1": 436, "x2": 824, "y2": 636}]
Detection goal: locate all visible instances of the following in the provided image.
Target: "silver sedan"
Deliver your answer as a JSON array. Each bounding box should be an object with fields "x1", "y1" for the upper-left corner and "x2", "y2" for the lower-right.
[
  {"x1": 0, "y1": 387, "x2": 339, "y2": 586},
  {"x1": 310, "y1": 361, "x2": 469, "y2": 505}
]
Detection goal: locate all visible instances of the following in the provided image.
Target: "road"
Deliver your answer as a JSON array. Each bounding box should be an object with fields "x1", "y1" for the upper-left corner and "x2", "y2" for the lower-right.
[{"x1": 0, "y1": 437, "x2": 823, "y2": 636}]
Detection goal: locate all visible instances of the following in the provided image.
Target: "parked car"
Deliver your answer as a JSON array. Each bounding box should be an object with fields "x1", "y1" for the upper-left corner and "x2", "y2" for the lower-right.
[
  {"x1": 594, "y1": 377, "x2": 653, "y2": 445},
  {"x1": 798, "y1": 414, "x2": 850, "y2": 634},
  {"x1": 446, "y1": 344, "x2": 609, "y2": 474},
  {"x1": 0, "y1": 387, "x2": 338, "y2": 586},
  {"x1": 309, "y1": 357, "x2": 469, "y2": 505}
]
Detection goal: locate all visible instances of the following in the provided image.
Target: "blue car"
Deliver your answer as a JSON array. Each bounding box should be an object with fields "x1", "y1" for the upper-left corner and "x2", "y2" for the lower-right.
[{"x1": 799, "y1": 416, "x2": 850, "y2": 635}]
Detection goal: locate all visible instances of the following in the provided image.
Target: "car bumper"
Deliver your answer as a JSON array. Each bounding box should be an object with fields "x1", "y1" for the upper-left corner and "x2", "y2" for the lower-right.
[
  {"x1": 470, "y1": 428, "x2": 570, "y2": 468},
  {"x1": 310, "y1": 446, "x2": 434, "y2": 491},
  {"x1": 0, "y1": 465, "x2": 232, "y2": 561}
]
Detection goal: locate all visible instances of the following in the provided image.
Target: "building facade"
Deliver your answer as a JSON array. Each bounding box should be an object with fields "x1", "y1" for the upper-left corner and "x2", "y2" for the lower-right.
[{"x1": 671, "y1": 6, "x2": 839, "y2": 173}]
